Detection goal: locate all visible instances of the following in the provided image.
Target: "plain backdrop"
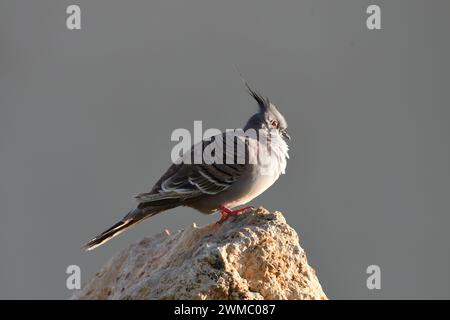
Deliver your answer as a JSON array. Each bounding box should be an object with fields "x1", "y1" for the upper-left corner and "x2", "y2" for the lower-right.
[{"x1": 1, "y1": 0, "x2": 450, "y2": 299}]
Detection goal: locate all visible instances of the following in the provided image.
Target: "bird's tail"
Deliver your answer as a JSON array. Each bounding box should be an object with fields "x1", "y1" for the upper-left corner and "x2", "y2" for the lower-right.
[{"x1": 83, "y1": 208, "x2": 159, "y2": 251}]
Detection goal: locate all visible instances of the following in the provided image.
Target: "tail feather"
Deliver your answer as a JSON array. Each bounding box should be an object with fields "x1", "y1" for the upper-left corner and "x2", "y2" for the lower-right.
[
  {"x1": 84, "y1": 198, "x2": 183, "y2": 251},
  {"x1": 83, "y1": 219, "x2": 138, "y2": 251},
  {"x1": 84, "y1": 207, "x2": 163, "y2": 251}
]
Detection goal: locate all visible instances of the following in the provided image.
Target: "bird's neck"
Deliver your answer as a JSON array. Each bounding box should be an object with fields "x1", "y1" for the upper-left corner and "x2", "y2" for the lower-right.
[{"x1": 254, "y1": 130, "x2": 290, "y2": 173}]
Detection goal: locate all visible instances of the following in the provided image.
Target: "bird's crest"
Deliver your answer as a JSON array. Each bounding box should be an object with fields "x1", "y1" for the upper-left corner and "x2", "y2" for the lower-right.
[{"x1": 234, "y1": 66, "x2": 271, "y2": 112}]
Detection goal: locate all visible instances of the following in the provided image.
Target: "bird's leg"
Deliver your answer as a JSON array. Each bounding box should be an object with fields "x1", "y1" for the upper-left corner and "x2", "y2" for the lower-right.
[{"x1": 217, "y1": 205, "x2": 254, "y2": 222}]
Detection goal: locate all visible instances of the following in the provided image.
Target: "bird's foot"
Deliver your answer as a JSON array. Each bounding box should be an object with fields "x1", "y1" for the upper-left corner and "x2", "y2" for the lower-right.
[{"x1": 217, "y1": 205, "x2": 254, "y2": 223}]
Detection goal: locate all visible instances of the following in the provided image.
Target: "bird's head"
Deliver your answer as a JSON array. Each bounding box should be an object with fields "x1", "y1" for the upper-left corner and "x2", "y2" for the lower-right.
[{"x1": 243, "y1": 82, "x2": 290, "y2": 141}]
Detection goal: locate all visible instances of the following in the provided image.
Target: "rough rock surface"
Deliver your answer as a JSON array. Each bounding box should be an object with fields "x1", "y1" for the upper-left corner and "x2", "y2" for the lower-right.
[{"x1": 72, "y1": 207, "x2": 327, "y2": 300}]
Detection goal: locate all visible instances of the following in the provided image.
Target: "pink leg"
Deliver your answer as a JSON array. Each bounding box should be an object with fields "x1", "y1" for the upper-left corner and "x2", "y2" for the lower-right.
[{"x1": 217, "y1": 205, "x2": 254, "y2": 222}]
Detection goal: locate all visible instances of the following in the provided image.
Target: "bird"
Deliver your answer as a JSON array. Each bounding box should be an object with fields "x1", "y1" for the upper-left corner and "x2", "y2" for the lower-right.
[{"x1": 84, "y1": 81, "x2": 290, "y2": 251}]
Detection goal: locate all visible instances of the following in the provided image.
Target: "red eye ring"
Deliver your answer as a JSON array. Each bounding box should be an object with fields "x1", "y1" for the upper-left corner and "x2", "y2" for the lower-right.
[{"x1": 270, "y1": 120, "x2": 279, "y2": 128}]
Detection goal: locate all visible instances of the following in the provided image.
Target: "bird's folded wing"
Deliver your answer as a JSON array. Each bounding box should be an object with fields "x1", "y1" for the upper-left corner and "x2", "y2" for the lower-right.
[{"x1": 134, "y1": 132, "x2": 248, "y2": 204}]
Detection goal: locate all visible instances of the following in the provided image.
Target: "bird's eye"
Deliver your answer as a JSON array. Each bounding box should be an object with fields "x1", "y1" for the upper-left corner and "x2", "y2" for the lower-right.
[{"x1": 270, "y1": 120, "x2": 279, "y2": 128}]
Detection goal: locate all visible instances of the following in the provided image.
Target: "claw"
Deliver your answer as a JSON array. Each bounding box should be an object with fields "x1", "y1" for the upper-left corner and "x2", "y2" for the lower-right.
[{"x1": 216, "y1": 205, "x2": 254, "y2": 223}]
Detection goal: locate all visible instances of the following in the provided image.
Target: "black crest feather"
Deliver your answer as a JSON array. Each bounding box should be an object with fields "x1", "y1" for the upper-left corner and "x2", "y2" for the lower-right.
[
  {"x1": 234, "y1": 66, "x2": 271, "y2": 111},
  {"x1": 244, "y1": 81, "x2": 271, "y2": 111}
]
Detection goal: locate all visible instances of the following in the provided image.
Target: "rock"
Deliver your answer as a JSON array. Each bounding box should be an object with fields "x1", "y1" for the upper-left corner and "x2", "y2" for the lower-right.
[{"x1": 72, "y1": 207, "x2": 327, "y2": 300}]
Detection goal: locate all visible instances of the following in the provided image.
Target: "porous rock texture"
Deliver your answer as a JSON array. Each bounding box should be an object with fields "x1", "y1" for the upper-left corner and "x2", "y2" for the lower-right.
[{"x1": 72, "y1": 207, "x2": 327, "y2": 300}]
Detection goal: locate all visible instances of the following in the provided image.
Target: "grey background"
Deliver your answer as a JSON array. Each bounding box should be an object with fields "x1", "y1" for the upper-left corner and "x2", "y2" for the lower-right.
[{"x1": 0, "y1": 0, "x2": 449, "y2": 299}]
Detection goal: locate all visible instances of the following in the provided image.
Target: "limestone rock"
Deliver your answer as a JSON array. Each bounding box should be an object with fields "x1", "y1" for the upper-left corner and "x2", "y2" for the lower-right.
[{"x1": 72, "y1": 207, "x2": 327, "y2": 300}]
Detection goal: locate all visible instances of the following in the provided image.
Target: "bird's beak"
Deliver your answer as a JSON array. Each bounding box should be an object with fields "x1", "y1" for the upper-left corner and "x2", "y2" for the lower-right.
[{"x1": 282, "y1": 130, "x2": 291, "y2": 140}]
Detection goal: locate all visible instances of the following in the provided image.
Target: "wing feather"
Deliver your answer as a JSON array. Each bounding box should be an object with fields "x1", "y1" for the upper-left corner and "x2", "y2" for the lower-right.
[{"x1": 135, "y1": 131, "x2": 248, "y2": 204}]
